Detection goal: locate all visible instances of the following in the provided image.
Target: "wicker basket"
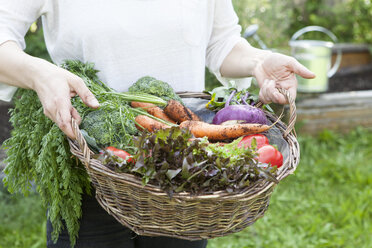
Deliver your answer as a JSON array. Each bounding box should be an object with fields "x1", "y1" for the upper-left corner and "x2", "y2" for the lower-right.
[{"x1": 68, "y1": 89, "x2": 299, "y2": 240}]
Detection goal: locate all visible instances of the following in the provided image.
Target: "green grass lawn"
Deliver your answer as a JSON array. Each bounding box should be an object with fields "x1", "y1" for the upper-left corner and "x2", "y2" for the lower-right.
[
  {"x1": 0, "y1": 188, "x2": 46, "y2": 248},
  {"x1": 208, "y1": 127, "x2": 372, "y2": 248},
  {"x1": 1, "y1": 127, "x2": 371, "y2": 248}
]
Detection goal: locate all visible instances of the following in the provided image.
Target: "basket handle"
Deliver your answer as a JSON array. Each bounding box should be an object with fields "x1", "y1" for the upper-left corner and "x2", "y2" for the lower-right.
[
  {"x1": 256, "y1": 88, "x2": 297, "y2": 137},
  {"x1": 278, "y1": 88, "x2": 297, "y2": 137},
  {"x1": 71, "y1": 118, "x2": 92, "y2": 167}
]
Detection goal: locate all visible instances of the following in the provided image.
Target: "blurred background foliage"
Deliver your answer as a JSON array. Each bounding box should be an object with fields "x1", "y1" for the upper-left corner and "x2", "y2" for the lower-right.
[
  {"x1": 233, "y1": 0, "x2": 372, "y2": 47},
  {"x1": 24, "y1": 21, "x2": 51, "y2": 62}
]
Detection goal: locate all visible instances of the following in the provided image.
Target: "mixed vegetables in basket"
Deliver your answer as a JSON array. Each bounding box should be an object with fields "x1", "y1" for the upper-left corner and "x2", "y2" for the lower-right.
[
  {"x1": 2, "y1": 60, "x2": 285, "y2": 245},
  {"x1": 72, "y1": 64, "x2": 285, "y2": 196}
]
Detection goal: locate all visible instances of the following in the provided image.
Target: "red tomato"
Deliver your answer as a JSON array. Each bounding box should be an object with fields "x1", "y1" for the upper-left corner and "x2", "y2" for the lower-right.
[
  {"x1": 257, "y1": 145, "x2": 283, "y2": 168},
  {"x1": 238, "y1": 134, "x2": 269, "y2": 149},
  {"x1": 106, "y1": 146, "x2": 134, "y2": 163}
]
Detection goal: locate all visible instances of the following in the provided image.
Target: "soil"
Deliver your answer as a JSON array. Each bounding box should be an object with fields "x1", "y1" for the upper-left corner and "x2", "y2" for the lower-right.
[
  {"x1": 0, "y1": 101, "x2": 12, "y2": 145},
  {"x1": 328, "y1": 64, "x2": 372, "y2": 93}
]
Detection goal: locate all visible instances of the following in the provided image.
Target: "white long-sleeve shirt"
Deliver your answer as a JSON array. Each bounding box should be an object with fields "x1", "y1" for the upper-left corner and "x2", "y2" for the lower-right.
[{"x1": 0, "y1": 0, "x2": 250, "y2": 101}]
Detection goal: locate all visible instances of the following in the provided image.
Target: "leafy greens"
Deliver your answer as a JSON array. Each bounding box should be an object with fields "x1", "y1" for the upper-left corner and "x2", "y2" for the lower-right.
[{"x1": 99, "y1": 127, "x2": 278, "y2": 196}]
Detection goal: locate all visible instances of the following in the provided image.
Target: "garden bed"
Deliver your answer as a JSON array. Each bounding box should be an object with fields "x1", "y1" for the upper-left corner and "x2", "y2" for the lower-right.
[
  {"x1": 296, "y1": 90, "x2": 372, "y2": 134},
  {"x1": 295, "y1": 43, "x2": 372, "y2": 134},
  {"x1": 296, "y1": 70, "x2": 372, "y2": 135},
  {"x1": 328, "y1": 64, "x2": 372, "y2": 92},
  {"x1": 329, "y1": 43, "x2": 372, "y2": 92}
]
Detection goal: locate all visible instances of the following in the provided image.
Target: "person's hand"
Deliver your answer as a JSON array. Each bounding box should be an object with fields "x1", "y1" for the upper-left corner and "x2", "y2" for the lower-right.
[
  {"x1": 253, "y1": 52, "x2": 316, "y2": 104},
  {"x1": 33, "y1": 63, "x2": 99, "y2": 139}
]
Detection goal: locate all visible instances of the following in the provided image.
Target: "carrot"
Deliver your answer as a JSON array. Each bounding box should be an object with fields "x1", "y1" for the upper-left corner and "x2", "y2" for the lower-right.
[
  {"x1": 179, "y1": 120, "x2": 272, "y2": 141},
  {"x1": 135, "y1": 115, "x2": 170, "y2": 132},
  {"x1": 148, "y1": 107, "x2": 177, "y2": 124},
  {"x1": 163, "y1": 99, "x2": 201, "y2": 123},
  {"x1": 131, "y1": 101, "x2": 176, "y2": 123},
  {"x1": 131, "y1": 101, "x2": 157, "y2": 109}
]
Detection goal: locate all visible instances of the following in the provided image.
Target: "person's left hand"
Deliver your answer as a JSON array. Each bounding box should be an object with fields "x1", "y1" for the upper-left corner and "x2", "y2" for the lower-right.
[{"x1": 253, "y1": 52, "x2": 316, "y2": 104}]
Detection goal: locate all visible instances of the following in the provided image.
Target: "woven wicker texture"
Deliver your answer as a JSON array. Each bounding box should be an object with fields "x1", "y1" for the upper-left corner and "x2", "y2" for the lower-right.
[{"x1": 68, "y1": 89, "x2": 300, "y2": 240}]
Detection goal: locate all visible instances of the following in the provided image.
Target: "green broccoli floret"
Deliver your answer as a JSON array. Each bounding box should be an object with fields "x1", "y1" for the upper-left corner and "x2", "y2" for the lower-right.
[
  {"x1": 80, "y1": 107, "x2": 138, "y2": 151},
  {"x1": 128, "y1": 76, "x2": 184, "y2": 104}
]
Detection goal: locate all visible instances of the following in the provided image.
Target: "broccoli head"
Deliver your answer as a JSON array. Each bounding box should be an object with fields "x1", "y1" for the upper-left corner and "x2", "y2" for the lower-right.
[
  {"x1": 80, "y1": 106, "x2": 138, "y2": 151},
  {"x1": 128, "y1": 76, "x2": 184, "y2": 104}
]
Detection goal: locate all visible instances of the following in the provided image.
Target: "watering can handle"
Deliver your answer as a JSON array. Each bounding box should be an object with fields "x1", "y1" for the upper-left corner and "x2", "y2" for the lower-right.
[{"x1": 290, "y1": 26, "x2": 342, "y2": 77}]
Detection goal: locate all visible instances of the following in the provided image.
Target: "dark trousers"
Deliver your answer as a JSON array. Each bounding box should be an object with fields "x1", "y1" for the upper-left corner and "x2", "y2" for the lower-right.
[{"x1": 46, "y1": 193, "x2": 208, "y2": 248}]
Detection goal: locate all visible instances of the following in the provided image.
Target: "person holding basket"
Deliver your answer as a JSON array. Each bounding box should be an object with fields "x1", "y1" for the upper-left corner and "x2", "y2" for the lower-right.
[{"x1": 0, "y1": 0, "x2": 314, "y2": 247}]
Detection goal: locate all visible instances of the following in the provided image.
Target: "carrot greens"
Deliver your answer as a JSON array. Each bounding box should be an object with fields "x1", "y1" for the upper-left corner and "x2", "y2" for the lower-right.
[{"x1": 1, "y1": 60, "x2": 167, "y2": 247}]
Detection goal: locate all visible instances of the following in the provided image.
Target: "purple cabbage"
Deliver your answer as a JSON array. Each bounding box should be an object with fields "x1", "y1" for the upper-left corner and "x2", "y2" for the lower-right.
[{"x1": 212, "y1": 91, "x2": 267, "y2": 125}]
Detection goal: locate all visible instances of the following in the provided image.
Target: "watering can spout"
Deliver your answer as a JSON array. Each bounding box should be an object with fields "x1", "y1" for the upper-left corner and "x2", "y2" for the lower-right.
[{"x1": 289, "y1": 26, "x2": 342, "y2": 93}]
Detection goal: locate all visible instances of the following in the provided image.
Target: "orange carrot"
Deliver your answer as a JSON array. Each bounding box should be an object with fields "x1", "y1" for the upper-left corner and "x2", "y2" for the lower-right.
[
  {"x1": 131, "y1": 101, "x2": 157, "y2": 109},
  {"x1": 131, "y1": 101, "x2": 176, "y2": 124},
  {"x1": 135, "y1": 115, "x2": 170, "y2": 132},
  {"x1": 147, "y1": 107, "x2": 176, "y2": 124},
  {"x1": 179, "y1": 120, "x2": 272, "y2": 141},
  {"x1": 164, "y1": 99, "x2": 201, "y2": 123}
]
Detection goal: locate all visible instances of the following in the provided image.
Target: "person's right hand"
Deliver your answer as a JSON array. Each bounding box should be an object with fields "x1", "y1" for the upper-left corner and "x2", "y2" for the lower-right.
[
  {"x1": 0, "y1": 41, "x2": 99, "y2": 139},
  {"x1": 33, "y1": 63, "x2": 99, "y2": 139}
]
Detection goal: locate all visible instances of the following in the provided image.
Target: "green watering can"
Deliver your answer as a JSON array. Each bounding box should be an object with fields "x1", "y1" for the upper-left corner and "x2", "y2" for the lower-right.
[{"x1": 289, "y1": 26, "x2": 342, "y2": 93}]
